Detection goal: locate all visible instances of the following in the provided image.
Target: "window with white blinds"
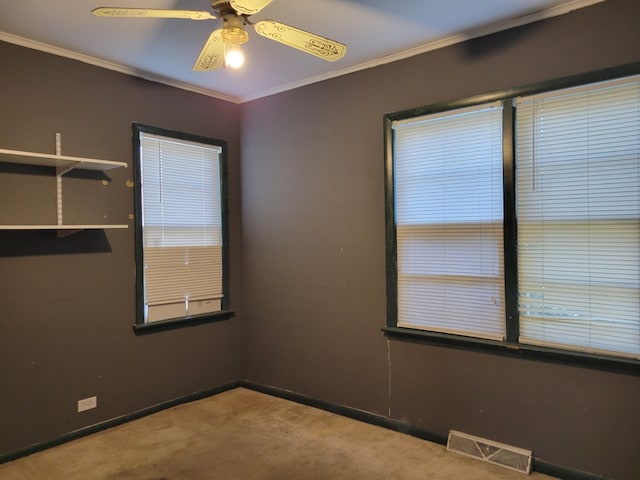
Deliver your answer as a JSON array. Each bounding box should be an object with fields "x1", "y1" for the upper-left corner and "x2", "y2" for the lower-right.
[
  {"x1": 139, "y1": 131, "x2": 224, "y2": 323},
  {"x1": 387, "y1": 71, "x2": 640, "y2": 363},
  {"x1": 516, "y1": 77, "x2": 640, "y2": 358},
  {"x1": 392, "y1": 102, "x2": 505, "y2": 340}
]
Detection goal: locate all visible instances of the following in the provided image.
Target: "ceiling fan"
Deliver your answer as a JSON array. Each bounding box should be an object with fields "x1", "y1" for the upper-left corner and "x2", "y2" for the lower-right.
[{"x1": 92, "y1": 0, "x2": 347, "y2": 70}]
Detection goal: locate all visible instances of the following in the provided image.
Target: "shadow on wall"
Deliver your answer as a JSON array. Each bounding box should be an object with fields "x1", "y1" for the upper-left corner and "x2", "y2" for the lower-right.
[
  {"x1": 0, "y1": 160, "x2": 117, "y2": 256},
  {"x1": 0, "y1": 229, "x2": 113, "y2": 257},
  {"x1": 461, "y1": 22, "x2": 543, "y2": 59},
  {"x1": 0, "y1": 162, "x2": 113, "y2": 181}
]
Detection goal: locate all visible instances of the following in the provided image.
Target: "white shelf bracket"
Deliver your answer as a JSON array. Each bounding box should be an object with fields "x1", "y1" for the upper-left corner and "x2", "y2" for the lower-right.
[
  {"x1": 56, "y1": 228, "x2": 82, "y2": 238},
  {"x1": 55, "y1": 133, "x2": 80, "y2": 176},
  {"x1": 53, "y1": 133, "x2": 91, "y2": 228}
]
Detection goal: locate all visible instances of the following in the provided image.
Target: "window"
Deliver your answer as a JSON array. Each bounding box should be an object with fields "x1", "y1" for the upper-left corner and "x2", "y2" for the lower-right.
[
  {"x1": 133, "y1": 124, "x2": 231, "y2": 329},
  {"x1": 385, "y1": 69, "x2": 640, "y2": 364},
  {"x1": 391, "y1": 102, "x2": 505, "y2": 340},
  {"x1": 516, "y1": 78, "x2": 640, "y2": 357}
]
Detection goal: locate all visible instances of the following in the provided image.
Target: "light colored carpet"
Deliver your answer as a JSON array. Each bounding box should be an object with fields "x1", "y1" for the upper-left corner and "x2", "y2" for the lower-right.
[{"x1": 0, "y1": 387, "x2": 556, "y2": 479}]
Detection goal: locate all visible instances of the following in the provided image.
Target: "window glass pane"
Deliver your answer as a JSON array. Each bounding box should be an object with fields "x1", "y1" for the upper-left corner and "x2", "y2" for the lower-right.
[
  {"x1": 139, "y1": 131, "x2": 224, "y2": 323},
  {"x1": 393, "y1": 102, "x2": 505, "y2": 339},
  {"x1": 516, "y1": 76, "x2": 640, "y2": 358}
]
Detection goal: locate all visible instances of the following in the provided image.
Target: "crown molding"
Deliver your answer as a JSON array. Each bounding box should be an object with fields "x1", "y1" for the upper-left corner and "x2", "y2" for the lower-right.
[
  {"x1": 0, "y1": 31, "x2": 241, "y2": 104},
  {"x1": 239, "y1": 0, "x2": 606, "y2": 102},
  {"x1": 1, "y1": 0, "x2": 605, "y2": 104}
]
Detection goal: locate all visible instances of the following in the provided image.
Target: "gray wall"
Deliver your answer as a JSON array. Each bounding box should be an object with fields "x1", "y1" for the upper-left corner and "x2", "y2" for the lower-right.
[
  {"x1": 1, "y1": 1, "x2": 640, "y2": 478},
  {"x1": 0, "y1": 42, "x2": 243, "y2": 454},
  {"x1": 240, "y1": 1, "x2": 640, "y2": 478}
]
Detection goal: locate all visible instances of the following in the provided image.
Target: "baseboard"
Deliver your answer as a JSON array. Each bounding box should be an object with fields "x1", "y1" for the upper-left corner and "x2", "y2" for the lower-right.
[
  {"x1": 0, "y1": 380, "x2": 240, "y2": 465},
  {"x1": 533, "y1": 459, "x2": 612, "y2": 480},
  {"x1": 239, "y1": 380, "x2": 610, "y2": 480},
  {"x1": 1, "y1": 379, "x2": 612, "y2": 480},
  {"x1": 239, "y1": 380, "x2": 447, "y2": 445}
]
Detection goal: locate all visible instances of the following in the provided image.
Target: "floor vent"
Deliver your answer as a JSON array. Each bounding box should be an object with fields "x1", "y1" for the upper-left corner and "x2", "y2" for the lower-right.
[{"x1": 447, "y1": 430, "x2": 532, "y2": 474}]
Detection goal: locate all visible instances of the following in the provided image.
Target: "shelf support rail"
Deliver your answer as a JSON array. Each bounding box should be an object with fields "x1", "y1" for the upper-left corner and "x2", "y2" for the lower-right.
[
  {"x1": 56, "y1": 133, "x2": 63, "y2": 225},
  {"x1": 54, "y1": 133, "x2": 81, "y2": 226}
]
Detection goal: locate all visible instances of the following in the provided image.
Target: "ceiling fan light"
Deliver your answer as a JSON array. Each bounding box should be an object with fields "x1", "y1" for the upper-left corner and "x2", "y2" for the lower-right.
[
  {"x1": 225, "y1": 43, "x2": 245, "y2": 68},
  {"x1": 222, "y1": 26, "x2": 249, "y2": 44}
]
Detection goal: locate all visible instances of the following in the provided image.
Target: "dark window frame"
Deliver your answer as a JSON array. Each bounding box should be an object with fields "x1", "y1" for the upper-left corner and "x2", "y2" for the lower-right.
[
  {"x1": 383, "y1": 62, "x2": 640, "y2": 375},
  {"x1": 132, "y1": 123, "x2": 234, "y2": 334}
]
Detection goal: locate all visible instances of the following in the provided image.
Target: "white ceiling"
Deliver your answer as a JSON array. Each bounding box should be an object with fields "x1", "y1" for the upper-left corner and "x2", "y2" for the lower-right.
[{"x1": 0, "y1": 0, "x2": 603, "y2": 103}]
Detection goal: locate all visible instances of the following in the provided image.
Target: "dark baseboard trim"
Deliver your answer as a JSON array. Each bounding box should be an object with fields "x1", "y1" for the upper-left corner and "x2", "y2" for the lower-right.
[
  {"x1": 239, "y1": 380, "x2": 609, "y2": 480},
  {"x1": 1, "y1": 379, "x2": 612, "y2": 480},
  {"x1": 240, "y1": 380, "x2": 447, "y2": 445},
  {"x1": 0, "y1": 380, "x2": 240, "y2": 465},
  {"x1": 533, "y1": 459, "x2": 612, "y2": 480}
]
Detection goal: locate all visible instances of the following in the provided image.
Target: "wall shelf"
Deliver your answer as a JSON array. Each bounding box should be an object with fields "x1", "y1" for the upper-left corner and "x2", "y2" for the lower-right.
[
  {"x1": 0, "y1": 148, "x2": 127, "y2": 171},
  {"x1": 0, "y1": 134, "x2": 129, "y2": 236}
]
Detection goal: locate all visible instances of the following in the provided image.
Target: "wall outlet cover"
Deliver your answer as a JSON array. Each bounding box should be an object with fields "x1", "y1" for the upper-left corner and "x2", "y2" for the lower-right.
[{"x1": 77, "y1": 396, "x2": 97, "y2": 412}]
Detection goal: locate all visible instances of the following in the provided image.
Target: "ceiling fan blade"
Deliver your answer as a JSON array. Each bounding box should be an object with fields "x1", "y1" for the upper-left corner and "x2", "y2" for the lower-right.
[
  {"x1": 193, "y1": 29, "x2": 225, "y2": 71},
  {"x1": 229, "y1": 0, "x2": 273, "y2": 16},
  {"x1": 92, "y1": 7, "x2": 216, "y2": 20},
  {"x1": 253, "y1": 20, "x2": 346, "y2": 61}
]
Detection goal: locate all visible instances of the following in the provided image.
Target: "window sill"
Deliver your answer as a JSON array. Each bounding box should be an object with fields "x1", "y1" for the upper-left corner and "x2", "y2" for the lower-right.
[
  {"x1": 133, "y1": 310, "x2": 235, "y2": 335},
  {"x1": 382, "y1": 326, "x2": 640, "y2": 376}
]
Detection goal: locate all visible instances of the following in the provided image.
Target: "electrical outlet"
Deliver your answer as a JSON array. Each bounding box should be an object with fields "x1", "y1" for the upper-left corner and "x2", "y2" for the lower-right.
[{"x1": 77, "y1": 396, "x2": 97, "y2": 412}]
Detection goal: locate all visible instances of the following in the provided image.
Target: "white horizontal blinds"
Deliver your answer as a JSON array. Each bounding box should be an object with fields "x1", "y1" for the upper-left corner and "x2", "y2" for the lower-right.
[
  {"x1": 140, "y1": 132, "x2": 223, "y2": 322},
  {"x1": 393, "y1": 102, "x2": 505, "y2": 340},
  {"x1": 516, "y1": 75, "x2": 640, "y2": 358}
]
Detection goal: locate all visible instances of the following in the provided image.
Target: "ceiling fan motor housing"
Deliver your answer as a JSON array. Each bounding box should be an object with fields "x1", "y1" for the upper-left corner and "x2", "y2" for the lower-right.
[
  {"x1": 222, "y1": 14, "x2": 249, "y2": 45},
  {"x1": 211, "y1": 1, "x2": 236, "y2": 15}
]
